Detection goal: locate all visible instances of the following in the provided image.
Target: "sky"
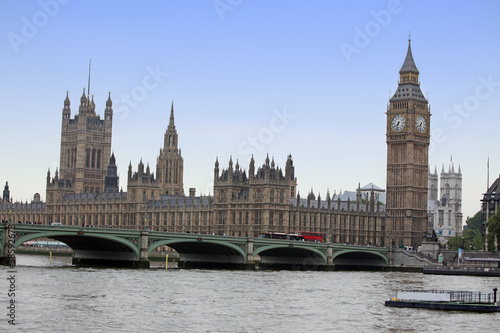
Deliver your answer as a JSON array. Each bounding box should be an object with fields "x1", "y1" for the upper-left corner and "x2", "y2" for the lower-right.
[{"x1": 1, "y1": 0, "x2": 499, "y2": 224}]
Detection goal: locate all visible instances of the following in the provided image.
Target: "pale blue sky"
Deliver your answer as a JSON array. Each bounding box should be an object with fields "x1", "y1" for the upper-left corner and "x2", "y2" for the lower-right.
[{"x1": 1, "y1": 0, "x2": 499, "y2": 222}]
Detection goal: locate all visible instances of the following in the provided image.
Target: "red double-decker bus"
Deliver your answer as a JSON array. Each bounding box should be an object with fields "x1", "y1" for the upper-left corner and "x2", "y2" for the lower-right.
[{"x1": 298, "y1": 231, "x2": 324, "y2": 242}]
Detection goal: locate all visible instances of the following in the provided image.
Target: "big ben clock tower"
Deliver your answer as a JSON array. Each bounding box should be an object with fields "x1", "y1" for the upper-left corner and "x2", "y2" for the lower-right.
[{"x1": 385, "y1": 36, "x2": 430, "y2": 248}]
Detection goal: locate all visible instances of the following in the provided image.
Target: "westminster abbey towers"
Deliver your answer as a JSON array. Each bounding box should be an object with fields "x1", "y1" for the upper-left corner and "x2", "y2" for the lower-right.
[{"x1": 385, "y1": 37, "x2": 431, "y2": 247}]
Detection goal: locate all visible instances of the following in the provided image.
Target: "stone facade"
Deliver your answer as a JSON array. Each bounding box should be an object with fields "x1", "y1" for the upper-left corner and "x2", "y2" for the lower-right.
[
  {"x1": 1, "y1": 39, "x2": 432, "y2": 248},
  {"x1": 482, "y1": 174, "x2": 500, "y2": 236},
  {"x1": 428, "y1": 161, "x2": 463, "y2": 242},
  {"x1": 0, "y1": 93, "x2": 387, "y2": 245},
  {"x1": 385, "y1": 37, "x2": 431, "y2": 248}
]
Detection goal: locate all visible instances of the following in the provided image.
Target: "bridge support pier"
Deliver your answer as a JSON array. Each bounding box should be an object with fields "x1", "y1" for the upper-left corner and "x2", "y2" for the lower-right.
[
  {"x1": 138, "y1": 231, "x2": 150, "y2": 268},
  {"x1": 246, "y1": 238, "x2": 255, "y2": 268},
  {"x1": 1, "y1": 223, "x2": 16, "y2": 267},
  {"x1": 324, "y1": 243, "x2": 335, "y2": 271}
]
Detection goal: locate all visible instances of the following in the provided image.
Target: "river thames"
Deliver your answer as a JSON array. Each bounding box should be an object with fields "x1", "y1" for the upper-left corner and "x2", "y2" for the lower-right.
[{"x1": 1, "y1": 254, "x2": 498, "y2": 332}]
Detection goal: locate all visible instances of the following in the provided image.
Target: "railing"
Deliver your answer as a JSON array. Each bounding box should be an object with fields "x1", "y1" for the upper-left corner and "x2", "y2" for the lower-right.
[
  {"x1": 400, "y1": 289, "x2": 498, "y2": 304},
  {"x1": 425, "y1": 265, "x2": 500, "y2": 273}
]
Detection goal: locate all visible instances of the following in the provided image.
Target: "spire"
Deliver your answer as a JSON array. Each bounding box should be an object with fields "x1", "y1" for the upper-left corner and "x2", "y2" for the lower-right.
[
  {"x1": 169, "y1": 100, "x2": 175, "y2": 128},
  {"x1": 390, "y1": 34, "x2": 426, "y2": 103},
  {"x1": 106, "y1": 91, "x2": 112, "y2": 108},
  {"x1": 163, "y1": 100, "x2": 178, "y2": 149},
  {"x1": 80, "y1": 87, "x2": 87, "y2": 105},
  {"x1": 64, "y1": 90, "x2": 70, "y2": 106},
  {"x1": 399, "y1": 33, "x2": 419, "y2": 75}
]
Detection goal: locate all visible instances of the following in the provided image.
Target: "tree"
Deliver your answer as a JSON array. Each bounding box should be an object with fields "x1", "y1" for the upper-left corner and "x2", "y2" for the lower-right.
[
  {"x1": 472, "y1": 232, "x2": 484, "y2": 251},
  {"x1": 486, "y1": 209, "x2": 500, "y2": 251},
  {"x1": 466, "y1": 210, "x2": 485, "y2": 233},
  {"x1": 486, "y1": 233, "x2": 496, "y2": 252},
  {"x1": 447, "y1": 235, "x2": 463, "y2": 250},
  {"x1": 462, "y1": 228, "x2": 484, "y2": 251}
]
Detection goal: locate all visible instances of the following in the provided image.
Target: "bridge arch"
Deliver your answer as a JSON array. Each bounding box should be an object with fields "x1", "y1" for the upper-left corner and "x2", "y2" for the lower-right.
[
  {"x1": 14, "y1": 231, "x2": 140, "y2": 261},
  {"x1": 254, "y1": 244, "x2": 327, "y2": 266},
  {"x1": 333, "y1": 249, "x2": 388, "y2": 267},
  {"x1": 149, "y1": 239, "x2": 247, "y2": 264}
]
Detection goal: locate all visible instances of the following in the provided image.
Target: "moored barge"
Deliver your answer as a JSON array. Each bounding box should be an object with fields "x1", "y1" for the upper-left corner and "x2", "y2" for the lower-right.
[{"x1": 385, "y1": 289, "x2": 500, "y2": 312}]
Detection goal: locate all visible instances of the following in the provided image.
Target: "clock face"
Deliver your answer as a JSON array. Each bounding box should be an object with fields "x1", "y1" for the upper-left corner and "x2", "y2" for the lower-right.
[
  {"x1": 391, "y1": 115, "x2": 405, "y2": 132},
  {"x1": 416, "y1": 115, "x2": 427, "y2": 133}
]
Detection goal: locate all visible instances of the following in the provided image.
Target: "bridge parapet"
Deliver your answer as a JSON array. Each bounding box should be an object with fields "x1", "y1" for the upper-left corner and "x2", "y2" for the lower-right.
[{"x1": 0, "y1": 224, "x2": 390, "y2": 269}]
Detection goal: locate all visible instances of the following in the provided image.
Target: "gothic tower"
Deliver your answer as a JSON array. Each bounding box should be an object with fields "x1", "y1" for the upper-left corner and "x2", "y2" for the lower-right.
[
  {"x1": 385, "y1": 36, "x2": 430, "y2": 248},
  {"x1": 104, "y1": 152, "x2": 119, "y2": 193},
  {"x1": 58, "y1": 88, "x2": 113, "y2": 194},
  {"x1": 2, "y1": 182, "x2": 9, "y2": 203},
  {"x1": 440, "y1": 160, "x2": 462, "y2": 211},
  {"x1": 428, "y1": 166, "x2": 438, "y2": 202},
  {"x1": 156, "y1": 102, "x2": 184, "y2": 196}
]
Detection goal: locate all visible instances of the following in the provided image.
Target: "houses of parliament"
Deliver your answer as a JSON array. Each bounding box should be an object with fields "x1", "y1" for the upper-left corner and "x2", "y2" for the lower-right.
[{"x1": 0, "y1": 39, "x2": 431, "y2": 248}]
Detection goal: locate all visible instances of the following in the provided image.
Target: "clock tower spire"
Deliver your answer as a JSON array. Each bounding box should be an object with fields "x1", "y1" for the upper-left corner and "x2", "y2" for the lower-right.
[{"x1": 385, "y1": 36, "x2": 430, "y2": 248}]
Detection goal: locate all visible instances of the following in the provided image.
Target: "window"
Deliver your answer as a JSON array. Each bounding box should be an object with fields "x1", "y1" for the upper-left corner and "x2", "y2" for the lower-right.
[
  {"x1": 96, "y1": 150, "x2": 101, "y2": 169},
  {"x1": 86, "y1": 149, "x2": 90, "y2": 167}
]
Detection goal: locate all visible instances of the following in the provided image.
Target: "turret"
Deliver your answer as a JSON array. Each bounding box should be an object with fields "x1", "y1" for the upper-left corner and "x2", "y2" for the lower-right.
[
  {"x1": 105, "y1": 91, "x2": 113, "y2": 121},
  {"x1": 104, "y1": 153, "x2": 119, "y2": 193},
  {"x1": 2, "y1": 182, "x2": 10, "y2": 203},
  {"x1": 62, "y1": 91, "x2": 71, "y2": 120},
  {"x1": 214, "y1": 157, "x2": 220, "y2": 180},
  {"x1": 249, "y1": 155, "x2": 255, "y2": 179}
]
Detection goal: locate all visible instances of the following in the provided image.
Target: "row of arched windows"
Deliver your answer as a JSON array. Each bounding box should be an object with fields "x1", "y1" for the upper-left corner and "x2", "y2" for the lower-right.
[{"x1": 85, "y1": 148, "x2": 102, "y2": 169}]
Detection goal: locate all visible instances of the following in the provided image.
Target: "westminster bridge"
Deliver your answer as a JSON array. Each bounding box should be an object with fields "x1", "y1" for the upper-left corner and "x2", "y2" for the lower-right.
[{"x1": 0, "y1": 223, "x2": 390, "y2": 269}]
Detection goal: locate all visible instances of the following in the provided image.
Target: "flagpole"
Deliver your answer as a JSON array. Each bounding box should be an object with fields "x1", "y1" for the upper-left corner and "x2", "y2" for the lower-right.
[
  {"x1": 87, "y1": 59, "x2": 91, "y2": 103},
  {"x1": 487, "y1": 157, "x2": 490, "y2": 190}
]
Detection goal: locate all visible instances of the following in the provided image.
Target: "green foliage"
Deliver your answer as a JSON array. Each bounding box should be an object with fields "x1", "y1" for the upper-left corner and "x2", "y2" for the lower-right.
[
  {"x1": 486, "y1": 233, "x2": 496, "y2": 252},
  {"x1": 466, "y1": 210, "x2": 484, "y2": 232},
  {"x1": 462, "y1": 228, "x2": 484, "y2": 251},
  {"x1": 472, "y1": 233, "x2": 484, "y2": 251},
  {"x1": 447, "y1": 235, "x2": 463, "y2": 250},
  {"x1": 446, "y1": 228, "x2": 485, "y2": 251},
  {"x1": 486, "y1": 209, "x2": 500, "y2": 251}
]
